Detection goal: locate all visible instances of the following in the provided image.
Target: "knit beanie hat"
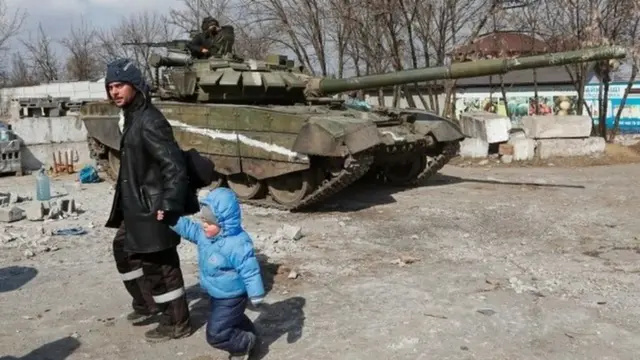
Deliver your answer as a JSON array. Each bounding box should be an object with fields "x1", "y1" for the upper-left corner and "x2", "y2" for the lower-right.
[
  {"x1": 104, "y1": 58, "x2": 150, "y2": 99},
  {"x1": 199, "y1": 205, "x2": 218, "y2": 225}
]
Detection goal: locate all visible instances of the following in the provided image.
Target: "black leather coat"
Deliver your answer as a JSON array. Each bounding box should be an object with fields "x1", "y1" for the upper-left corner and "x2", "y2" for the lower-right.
[{"x1": 105, "y1": 94, "x2": 189, "y2": 253}]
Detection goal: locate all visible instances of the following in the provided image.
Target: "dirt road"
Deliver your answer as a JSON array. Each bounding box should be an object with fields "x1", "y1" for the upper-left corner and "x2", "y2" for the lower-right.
[{"x1": 2, "y1": 163, "x2": 639, "y2": 360}]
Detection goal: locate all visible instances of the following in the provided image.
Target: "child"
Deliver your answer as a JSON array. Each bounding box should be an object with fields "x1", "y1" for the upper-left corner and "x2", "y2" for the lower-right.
[{"x1": 158, "y1": 187, "x2": 265, "y2": 360}]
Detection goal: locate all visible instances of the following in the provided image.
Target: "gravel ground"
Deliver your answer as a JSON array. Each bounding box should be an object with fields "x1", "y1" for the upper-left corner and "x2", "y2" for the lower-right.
[{"x1": 1, "y1": 162, "x2": 640, "y2": 360}]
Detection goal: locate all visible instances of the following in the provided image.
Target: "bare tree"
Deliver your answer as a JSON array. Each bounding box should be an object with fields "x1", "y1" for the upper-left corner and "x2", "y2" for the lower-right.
[
  {"x1": 165, "y1": 0, "x2": 278, "y2": 59},
  {"x1": 60, "y1": 19, "x2": 102, "y2": 81},
  {"x1": 7, "y1": 53, "x2": 37, "y2": 86},
  {"x1": 20, "y1": 23, "x2": 60, "y2": 83},
  {"x1": 0, "y1": 1, "x2": 26, "y2": 53},
  {"x1": 538, "y1": 0, "x2": 636, "y2": 137},
  {"x1": 0, "y1": 1, "x2": 27, "y2": 82},
  {"x1": 244, "y1": 0, "x2": 330, "y2": 75},
  {"x1": 607, "y1": 2, "x2": 640, "y2": 141},
  {"x1": 95, "y1": 11, "x2": 178, "y2": 82},
  {"x1": 167, "y1": 0, "x2": 236, "y2": 34}
]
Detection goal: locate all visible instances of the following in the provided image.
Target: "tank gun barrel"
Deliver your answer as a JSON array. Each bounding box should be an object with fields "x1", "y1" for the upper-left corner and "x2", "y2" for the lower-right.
[
  {"x1": 148, "y1": 52, "x2": 193, "y2": 67},
  {"x1": 122, "y1": 39, "x2": 191, "y2": 50},
  {"x1": 316, "y1": 46, "x2": 627, "y2": 95}
]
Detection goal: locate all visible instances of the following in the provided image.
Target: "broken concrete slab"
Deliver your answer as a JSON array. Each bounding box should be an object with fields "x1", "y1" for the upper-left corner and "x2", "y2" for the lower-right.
[
  {"x1": 459, "y1": 112, "x2": 513, "y2": 143},
  {"x1": 536, "y1": 137, "x2": 606, "y2": 159},
  {"x1": 276, "y1": 224, "x2": 303, "y2": 241},
  {"x1": 0, "y1": 206, "x2": 25, "y2": 223},
  {"x1": 521, "y1": 115, "x2": 592, "y2": 139},
  {"x1": 0, "y1": 193, "x2": 8, "y2": 207},
  {"x1": 25, "y1": 202, "x2": 46, "y2": 221},
  {"x1": 459, "y1": 137, "x2": 489, "y2": 158},
  {"x1": 60, "y1": 198, "x2": 76, "y2": 214}
]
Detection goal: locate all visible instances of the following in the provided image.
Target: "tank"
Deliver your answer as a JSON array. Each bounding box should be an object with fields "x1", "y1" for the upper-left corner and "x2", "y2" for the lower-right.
[{"x1": 81, "y1": 45, "x2": 627, "y2": 211}]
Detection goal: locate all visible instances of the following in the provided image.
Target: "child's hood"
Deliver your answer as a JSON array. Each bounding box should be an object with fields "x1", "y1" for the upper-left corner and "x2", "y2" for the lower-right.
[{"x1": 200, "y1": 187, "x2": 243, "y2": 237}]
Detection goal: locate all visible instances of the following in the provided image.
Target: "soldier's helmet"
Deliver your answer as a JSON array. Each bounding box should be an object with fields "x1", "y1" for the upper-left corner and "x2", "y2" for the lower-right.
[{"x1": 201, "y1": 17, "x2": 219, "y2": 31}]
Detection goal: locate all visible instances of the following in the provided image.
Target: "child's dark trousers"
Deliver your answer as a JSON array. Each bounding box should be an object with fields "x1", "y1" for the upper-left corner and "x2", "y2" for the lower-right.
[{"x1": 205, "y1": 295, "x2": 256, "y2": 353}]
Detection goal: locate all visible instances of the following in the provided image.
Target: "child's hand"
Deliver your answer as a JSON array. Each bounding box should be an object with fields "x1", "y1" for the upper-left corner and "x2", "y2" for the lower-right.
[
  {"x1": 156, "y1": 210, "x2": 164, "y2": 221},
  {"x1": 249, "y1": 296, "x2": 265, "y2": 310}
]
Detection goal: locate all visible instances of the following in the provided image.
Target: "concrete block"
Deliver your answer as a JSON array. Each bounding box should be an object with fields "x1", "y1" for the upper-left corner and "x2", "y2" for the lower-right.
[
  {"x1": 0, "y1": 193, "x2": 8, "y2": 206},
  {"x1": 0, "y1": 192, "x2": 22, "y2": 206},
  {"x1": 509, "y1": 138, "x2": 536, "y2": 161},
  {"x1": 60, "y1": 198, "x2": 76, "y2": 214},
  {"x1": 521, "y1": 115, "x2": 592, "y2": 139},
  {"x1": 501, "y1": 154, "x2": 513, "y2": 164},
  {"x1": 8, "y1": 116, "x2": 87, "y2": 145},
  {"x1": 0, "y1": 206, "x2": 24, "y2": 222},
  {"x1": 25, "y1": 202, "x2": 46, "y2": 221},
  {"x1": 536, "y1": 137, "x2": 606, "y2": 159},
  {"x1": 459, "y1": 137, "x2": 489, "y2": 158},
  {"x1": 459, "y1": 112, "x2": 512, "y2": 143},
  {"x1": 276, "y1": 224, "x2": 303, "y2": 241},
  {"x1": 509, "y1": 129, "x2": 527, "y2": 140}
]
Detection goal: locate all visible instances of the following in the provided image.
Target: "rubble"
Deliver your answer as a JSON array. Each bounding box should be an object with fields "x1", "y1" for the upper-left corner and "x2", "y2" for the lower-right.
[
  {"x1": 391, "y1": 255, "x2": 420, "y2": 267},
  {"x1": 0, "y1": 206, "x2": 25, "y2": 223},
  {"x1": 24, "y1": 202, "x2": 46, "y2": 221},
  {"x1": 275, "y1": 224, "x2": 303, "y2": 241},
  {"x1": 0, "y1": 192, "x2": 31, "y2": 207}
]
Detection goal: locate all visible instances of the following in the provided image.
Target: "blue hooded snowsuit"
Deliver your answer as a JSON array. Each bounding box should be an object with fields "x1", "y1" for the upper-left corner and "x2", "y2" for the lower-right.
[{"x1": 170, "y1": 187, "x2": 264, "y2": 353}]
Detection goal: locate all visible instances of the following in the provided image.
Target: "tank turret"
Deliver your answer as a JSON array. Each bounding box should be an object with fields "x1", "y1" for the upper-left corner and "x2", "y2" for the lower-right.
[{"x1": 149, "y1": 45, "x2": 626, "y2": 104}]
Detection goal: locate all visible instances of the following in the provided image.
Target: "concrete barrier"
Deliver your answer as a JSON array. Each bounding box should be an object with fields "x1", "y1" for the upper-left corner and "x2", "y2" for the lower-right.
[
  {"x1": 536, "y1": 137, "x2": 606, "y2": 159},
  {"x1": 521, "y1": 115, "x2": 592, "y2": 139},
  {"x1": 6, "y1": 115, "x2": 93, "y2": 172},
  {"x1": 459, "y1": 112, "x2": 512, "y2": 143}
]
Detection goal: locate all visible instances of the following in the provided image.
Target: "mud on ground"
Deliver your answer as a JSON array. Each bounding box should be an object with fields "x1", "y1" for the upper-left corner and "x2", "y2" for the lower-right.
[{"x1": 2, "y1": 160, "x2": 640, "y2": 360}]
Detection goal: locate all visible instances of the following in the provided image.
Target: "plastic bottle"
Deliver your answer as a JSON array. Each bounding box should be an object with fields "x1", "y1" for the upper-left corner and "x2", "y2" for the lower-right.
[{"x1": 35, "y1": 167, "x2": 51, "y2": 201}]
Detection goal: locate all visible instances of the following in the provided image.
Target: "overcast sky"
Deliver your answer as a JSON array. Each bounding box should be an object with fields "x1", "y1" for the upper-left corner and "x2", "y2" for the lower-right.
[{"x1": 5, "y1": 0, "x2": 182, "y2": 55}]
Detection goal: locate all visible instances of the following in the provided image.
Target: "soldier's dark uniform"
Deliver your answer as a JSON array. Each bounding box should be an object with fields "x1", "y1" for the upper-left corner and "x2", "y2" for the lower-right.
[{"x1": 186, "y1": 17, "x2": 235, "y2": 59}]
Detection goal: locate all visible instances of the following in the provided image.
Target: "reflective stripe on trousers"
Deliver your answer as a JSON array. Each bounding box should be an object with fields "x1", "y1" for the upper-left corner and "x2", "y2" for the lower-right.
[
  {"x1": 152, "y1": 287, "x2": 186, "y2": 304},
  {"x1": 120, "y1": 268, "x2": 144, "y2": 281}
]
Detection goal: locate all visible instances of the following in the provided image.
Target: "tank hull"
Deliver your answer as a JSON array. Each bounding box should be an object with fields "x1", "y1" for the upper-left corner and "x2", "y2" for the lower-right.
[{"x1": 81, "y1": 101, "x2": 464, "y2": 210}]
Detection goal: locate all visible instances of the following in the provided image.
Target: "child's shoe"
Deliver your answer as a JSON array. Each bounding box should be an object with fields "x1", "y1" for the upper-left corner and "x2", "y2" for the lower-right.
[{"x1": 228, "y1": 332, "x2": 258, "y2": 360}]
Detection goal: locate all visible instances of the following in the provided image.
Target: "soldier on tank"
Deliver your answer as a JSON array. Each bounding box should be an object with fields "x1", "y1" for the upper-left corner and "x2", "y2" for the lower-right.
[{"x1": 187, "y1": 17, "x2": 235, "y2": 59}]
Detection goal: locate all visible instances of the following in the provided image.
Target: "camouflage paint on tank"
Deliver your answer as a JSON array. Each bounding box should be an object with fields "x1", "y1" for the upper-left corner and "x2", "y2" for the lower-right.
[{"x1": 81, "y1": 44, "x2": 627, "y2": 210}]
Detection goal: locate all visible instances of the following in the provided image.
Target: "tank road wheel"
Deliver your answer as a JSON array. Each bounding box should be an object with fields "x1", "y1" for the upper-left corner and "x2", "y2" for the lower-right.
[
  {"x1": 226, "y1": 174, "x2": 266, "y2": 200},
  {"x1": 381, "y1": 155, "x2": 427, "y2": 186},
  {"x1": 267, "y1": 170, "x2": 316, "y2": 206},
  {"x1": 107, "y1": 149, "x2": 120, "y2": 182}
]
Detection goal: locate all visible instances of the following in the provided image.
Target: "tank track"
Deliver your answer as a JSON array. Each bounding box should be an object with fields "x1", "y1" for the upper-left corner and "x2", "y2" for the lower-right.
[
  {"x1": 409, "y1": 141, "x2": 460, "y2": 186},
  {"x1": 95, "y1": 145, "x2": 375, "y2": 212},
  {"x1": 242, "y1": 151, "x2": 375, "y2": 212},
  {"x1": 371, "y1": 140, "x2": 460, "y2": 186}
]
